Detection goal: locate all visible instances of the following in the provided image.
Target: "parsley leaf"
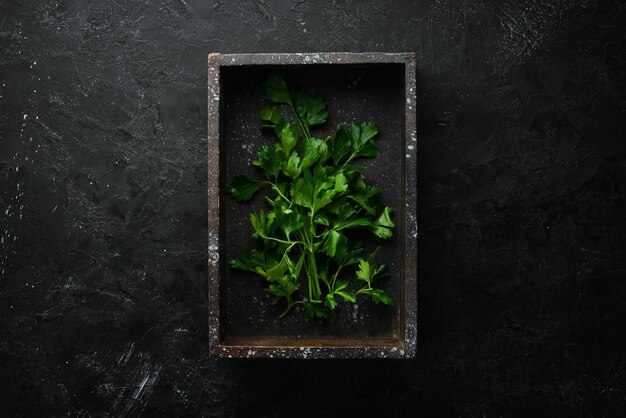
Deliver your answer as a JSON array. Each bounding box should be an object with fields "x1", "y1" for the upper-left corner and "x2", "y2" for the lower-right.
[
  {"x1": 371, "y1": 206, "x2": 395, "y2": 238},
  {"x1": 264, "y1": 74, "x2": 292, "y2": 105},
  {"x1": 349, "y1": 121, "x2": 380, "y2": 159},
  {"x1": 292, "y1": 89, "x2": 328, "y2": 131},
  {"x1": 260, "y1": 105, "x2": 283, "y2": 127},
  {"x1": 332, "y1": 125, "x2": 353, "y2": 165},
  {"x1": 348, "y1": 185, "x2": 381, "y2": 214},
  {"x1": 254, "y1": 145, "x2": 284, "y2": 180},
  {"x1": 304, "y1": 299, "x2": 328, "y2": 319},
  {"x1": 231, "y1": 249, "x2": 267, "y2": 273},
  {"x1": 333, "y1": 280, "x2": 357, "y2": 303},
  {"x1": 271, "y1": 205, "x2": 304, "y2": 239},
  {"x1": 334, "y1": 172, "x2": 348, "y2": 193},
  {"x1": 282, "y1": 152, "x2": 302, "y2": 179},
  {"x1": 227, "y1": 175, "x2": 263, "y2": 202},
  {"x1": 275, "y1": 119, "x2": 299, "y2": 154},
  {"x1": 321, "y1": 230, "x2": 343, "y2": 257},
  {"x1": 300, "y1": 137, "x2": 323, "y2": 169}
]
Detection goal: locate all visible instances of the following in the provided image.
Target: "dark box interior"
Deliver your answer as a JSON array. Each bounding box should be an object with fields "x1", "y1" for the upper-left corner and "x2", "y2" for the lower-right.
[{"x1": 218, "y1": 63, "x2": 407, "y2": 346}]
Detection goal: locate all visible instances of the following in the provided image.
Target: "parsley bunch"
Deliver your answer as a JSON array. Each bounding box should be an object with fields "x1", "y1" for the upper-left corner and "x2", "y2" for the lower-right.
[{"x1": 227, "y1": 75, "x2": 394, "y2": 319}]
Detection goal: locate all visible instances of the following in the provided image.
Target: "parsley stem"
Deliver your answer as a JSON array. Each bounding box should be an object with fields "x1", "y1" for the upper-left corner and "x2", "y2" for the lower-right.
[
  {"x1": 290, "y1": 104, "x2": 311, "y2": 140},
  {"x1": 305, "y1": 256, "x2": 312, "y2": 299},
  {"x1": 256, "y1": 233, "x2": 302, "y2": 246},
  {"x1": 279, "y1": 296, "x2": 293, "y2": 318},
  {"x1": 264, "y1": 182, "x2": 291, "y2": 204},
  {"x1": 279, "y1": 305, "x2": 291, "y2": 318},
  {"x1": 280, "y1": 300, "x2": 305, "y2": 317},
  {"x1": 331, "y1": 265, "x2": 343, "y2": 290}
]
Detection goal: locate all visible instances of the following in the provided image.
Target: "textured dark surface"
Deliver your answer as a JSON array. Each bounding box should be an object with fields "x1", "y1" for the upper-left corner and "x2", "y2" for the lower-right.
[{"x1": 1, "y1": 0, "x2": 625, "y2": 416}]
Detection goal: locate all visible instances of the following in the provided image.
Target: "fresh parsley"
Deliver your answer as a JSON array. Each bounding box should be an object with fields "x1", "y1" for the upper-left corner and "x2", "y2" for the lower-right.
[{"x1": 227, "y1": 74, "x2": 395, "y2": 319}]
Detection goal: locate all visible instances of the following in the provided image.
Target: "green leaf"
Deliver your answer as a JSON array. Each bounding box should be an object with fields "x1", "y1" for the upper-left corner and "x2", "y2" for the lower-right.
[
  {"x1": 372, "y1": 290, "x2": 393, "y2": 305},
  {"x1": 334, "y1": 238, "x2": 363, "y2": 266},
  {"x1": 355, "y1": 255, "x2": 388, "y2": 285},
  {"x1": 260, "y1": 106, "x2": 282, "y2": 127},
  {"x1": 254, "y1": 145, "x2": 284, "y2": 180},
  {"x1": 265, "y1": 253, "x2": 294, "y2": 282},
  {"x1": 367, "y1": 247, "x2": 381, "y2": 266},
  {"x1": 336, "y1": 290, "x2": 356, "y2": 303},
  {"x1": 272, "y1": 205, "x2": 304, "y2": 238},
  {"x1": 370, "y1": 206, "x2": 394, "y2": 238},
  {"x1": 249, "y1": 210, "x2": 267, "y2": 238},
  {"x1": 303, "y1": 299, "x2": 328, "y2": 319},
  {"x1": 334, "y1": 172, "x2": 348, "y2": 193},
  {"x1": 291, "y1": 176, "x2": 314, "y2": 210},
  {"x1": 349, "y1": 121, "x2": 380, "y2": 159},
  {"x1": 313, "y1": 214, "x2": 330, "y2": 226},
  {"x1": 347, "y1": 186, "x2": 380, "y2": 215},
  {"x1": 318, "y1": 267, "x2": 330, "y2": 288},
  {"x1": 301, "y1": 137, "x2": 323, "y2": 169},
  {"x1": 231, "y1": 249, "x2": 266, "y2": 273},
  {"x1": 334, "y1": 204, "x2": 371, "y2": 230},
  {"x1": 376, "y1": 206, "x2": 395, "y2": 228},
  {"x1": 265, "y1": 74, "x2": 292, "y2": 105},
  {"x1": 314, "y1": 188, "x2": 335, "y2": 213},
  {"x1": 353, "y1": 174, "x2": 367, "y2": 192},
  {"x1": 359, "y1": 288, "x2": 393, "y2": 305},
  {"x1": 227, "y1": 175, "x2": 263, "y2": 202},
  {"x1": 291, "y1": 167, "x2": 336, "y2": 213},
  {"x1": 371, "y1": 226, "x2": 393, "y2": 239},
  {"x1": 292, "y1": 89, "x2": 328, "y2": 130},
  {"x1": 325, "y1": 293, "x2": 338, "y2": 310},
  {"x1": 356, "y1": 259, "x2": 372, "y2": 286},
  {"x1": 355, "y1": 142, "x2": 379, "y2": 158},
  {"x1": 334, "y1": 280, "x2": 349, "y2": 292},
  {"x1": 321, "y1": 230, "x2": 342, "y2": 257},
  {"x1": 317, "y1": 139, "x2": 330, "y2": 164},
  {"x1": 359, "y1": 121, "x2": 378, "y2": 143},
  {"x1": 275, "y1": 119, "x2": 299, "y2": 154},
  {"x1": 333, "y1": 280, "x2": 357, "y2": 303},
  {"x1": 282, "y1": 152, "x2": 302, "y2": 178},
  {"x1": 332, "y1": 125, "x2": 353, "y2": 165},
  {"x1": 266, "y1": 275, "x2": 299, "y2": 301}
]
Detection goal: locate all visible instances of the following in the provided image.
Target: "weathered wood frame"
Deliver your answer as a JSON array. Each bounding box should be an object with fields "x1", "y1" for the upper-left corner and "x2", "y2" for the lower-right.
[{"x1": 208, "y1": 52, "x2": 417, "y2": 359}]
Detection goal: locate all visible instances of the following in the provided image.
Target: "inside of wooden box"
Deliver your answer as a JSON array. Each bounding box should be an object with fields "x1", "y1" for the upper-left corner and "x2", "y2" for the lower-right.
[{"x1": 218, "y1": 63, "x2": 406, "y2": 343}]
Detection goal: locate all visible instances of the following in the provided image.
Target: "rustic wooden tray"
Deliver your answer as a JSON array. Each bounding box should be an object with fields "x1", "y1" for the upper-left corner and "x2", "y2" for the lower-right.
[{"x1": 207, "y1": 52, "x2": 417, "y2": 359}]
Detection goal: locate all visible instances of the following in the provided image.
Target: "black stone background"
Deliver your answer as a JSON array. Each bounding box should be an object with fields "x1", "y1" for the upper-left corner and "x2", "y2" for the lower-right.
[{"x1": 1, "y1": 0, "x2": 625, "y2": 416}]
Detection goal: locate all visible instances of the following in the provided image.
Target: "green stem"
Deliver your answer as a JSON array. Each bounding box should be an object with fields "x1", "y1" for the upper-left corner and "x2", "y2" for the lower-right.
[
  {"x1": 299, "y1": 214, "x2": 321, "y2": 301},
  {"x1": 305, "y1": 255, "x2": 313, "y2": 300},
  {"x1": 331, "y1": 265, "x2": 344, "y2": 290},
  {"x1": 290, "y1": 104, "x2": 310, "y2": 140},
  {"x1": 356, "y1": 287, "x2": 373, "y2": 295},
  {"x1": 308, "y1": 249, "x2": 320, "y2": 299},
  {"x1": 263, "y1": 181, "x2": 291, "y2": 204},
  {"x1": 257, "y1": 233, "x2": 303, "y2": 246},
  {"x1": 280, "y1": 299, "x2": 305, "y2": 317},
  {"x1": 279, "y1": 296, "x2": 293, "y2": 318}
]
